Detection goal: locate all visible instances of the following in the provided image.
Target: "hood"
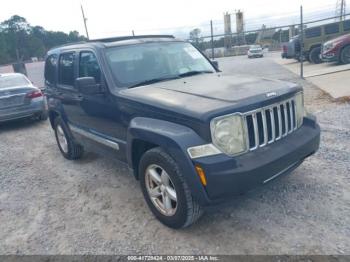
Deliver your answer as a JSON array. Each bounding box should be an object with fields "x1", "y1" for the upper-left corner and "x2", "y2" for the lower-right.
[
  {"x1": 119, "y1": 74, "x2": 301, "y2": 120},
  {"x1": 326, "y1": 34, "x2": 350, "y2": 45}
]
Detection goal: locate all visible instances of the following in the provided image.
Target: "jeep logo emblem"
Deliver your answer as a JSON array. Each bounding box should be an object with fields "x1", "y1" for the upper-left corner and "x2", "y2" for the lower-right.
[{"x1": 266, "y1": 92, "x2": 277, "y2": 97}]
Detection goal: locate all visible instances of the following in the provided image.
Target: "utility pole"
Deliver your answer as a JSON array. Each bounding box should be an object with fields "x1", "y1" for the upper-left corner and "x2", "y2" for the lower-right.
[
  {"x1": 300, "y1": 5, "x2": 304, "y2": 79},
  {"x1": 81, "y1": 4, "x2": 90, "y2": 39},
  {"x1": 336, "y1": 0, "x2": 346, "y2": 21},
  {"x1": 210, "y1": 20, "x2": 214, "y2": 59}
]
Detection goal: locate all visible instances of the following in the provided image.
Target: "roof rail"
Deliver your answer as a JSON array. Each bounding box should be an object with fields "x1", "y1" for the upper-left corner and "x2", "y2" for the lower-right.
[
  {"x1": 51, "y1": 41, "x2": 87, "y2": 50},
  {"x1": 89, "y1": 35, "x2": 175, "y2": 43}
]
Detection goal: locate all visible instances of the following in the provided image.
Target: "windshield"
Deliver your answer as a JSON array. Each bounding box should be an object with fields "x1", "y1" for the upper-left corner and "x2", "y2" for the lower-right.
[
  {"x1": 0, "y1": 74, "x2": 31, "y2": 89},
  {"x1": 105, "y1": 42, "x2": 215, "y2": 88}
]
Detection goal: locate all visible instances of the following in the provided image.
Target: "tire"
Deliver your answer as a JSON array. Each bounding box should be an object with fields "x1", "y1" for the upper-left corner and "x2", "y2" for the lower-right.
[
  {"x1": 139, "y1": 147, "x2": 203, "y2": 229},
  {"x1": 340, "y1": 45, "x2": 350, "y2": 64},
  {"x1": 309, "y1": 47, "x2": 322, "y2": 64},
  {"x1": 54, "y1": 117, "x2": 84, "y2": 160}
]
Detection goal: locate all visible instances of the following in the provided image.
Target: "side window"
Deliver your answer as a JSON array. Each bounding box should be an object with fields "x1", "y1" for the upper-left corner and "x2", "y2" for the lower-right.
[
  {"x1": 305, "y1": 27, "x2": 322, "y2": 38},
  {"x1": 344, "y1": 20, "x2": 350, "y2": 31},
  {"x1": 44, "y1": 54, "x2": 57, "y2": 85},
  {"x1": 325, "y1": 23, "x2": 339, "y2": 35},
  {"x1": 79, "y1": 51, "x2": 101, "y2": 83},
  {"x1": 58, "y1": 52, "x2": 75, "y2": 86}
]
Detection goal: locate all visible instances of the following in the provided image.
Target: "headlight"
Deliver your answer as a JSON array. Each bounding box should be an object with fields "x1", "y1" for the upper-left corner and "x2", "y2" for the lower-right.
[
  {"x1": 323, "y1": 42, "x2": 333, "y2": 51},
  {"x1": 295, "y1": 92, "x2": 304, "y2": 127},
  {"x1": 210, "y1": 114, "x2": 247, "y2": 156}
]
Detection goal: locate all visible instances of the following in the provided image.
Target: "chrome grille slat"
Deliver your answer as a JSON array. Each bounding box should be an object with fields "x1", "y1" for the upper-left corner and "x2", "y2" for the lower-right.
[
  {"x1": 276, "y1": 105, "x2": 282, "y2": 140},
  {"x1": 287, "y1": 101, "x2": 293, "y2": 134},
  {"x1": 293, "y1": 100, "x2": 298, "y2": 131},
  {"x1": 269, "y1": 108, "x2": 275, "y2": 143},
  {"x1": 283, "y1": 103, "x2": 288, "y2": 136},
  {"x1": 243, "y1": 96, "x2": 299, "y2": 152},
  {"x1": 261, "y1": 110, "x2": 268, "y2": 146},
  {"x1": 251, "y1": 112, "x2": 259, "y2": 150}
]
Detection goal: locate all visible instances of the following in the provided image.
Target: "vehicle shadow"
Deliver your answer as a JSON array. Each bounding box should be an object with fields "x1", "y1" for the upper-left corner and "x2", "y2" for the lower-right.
[{"x1": 0, "y1": 118, "x2": 46, "y2": 133}]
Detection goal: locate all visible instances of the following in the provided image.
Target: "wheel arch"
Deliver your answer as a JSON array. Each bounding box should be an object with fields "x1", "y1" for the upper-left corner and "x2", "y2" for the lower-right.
[
  {"x1": 309, "y1": 43, "x2": 322, "y2": 51},
  {"x1": 339, "y1": 43, "x2": 350, "y2": 63},
  {"x1": 48, "y1": 110, "x2": 60, "y2": 129},
  {"x1": 126, "y1": 117, "x2": 211, "y2": 206},
  {"x1": 130, "y1": 139, "x2": 158, "y2": 179}
]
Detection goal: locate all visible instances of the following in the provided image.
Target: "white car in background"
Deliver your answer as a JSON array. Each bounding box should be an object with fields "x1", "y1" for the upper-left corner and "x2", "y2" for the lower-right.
[{"x1": 248, "y1": 45, "x2": 264, "y2": 58}]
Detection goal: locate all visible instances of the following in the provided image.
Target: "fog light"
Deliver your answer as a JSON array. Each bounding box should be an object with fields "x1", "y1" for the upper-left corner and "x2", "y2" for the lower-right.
[{"x1": 195, "y1": 165, "x2": 207, "y2": 186}]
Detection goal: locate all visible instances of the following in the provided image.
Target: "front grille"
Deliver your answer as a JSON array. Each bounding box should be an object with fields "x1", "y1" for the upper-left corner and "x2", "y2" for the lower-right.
[{"x1": 243, "y1": 97, "x2": 298, "y2": 151}]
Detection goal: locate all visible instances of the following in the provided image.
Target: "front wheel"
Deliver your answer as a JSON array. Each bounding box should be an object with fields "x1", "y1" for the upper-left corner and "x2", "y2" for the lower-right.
[
  {"x1": 139, "y1": 147, "x2": 203, "y2": 229},
  {"x1": 340, "y1": 45, "x2": 350, "y2": 64}
]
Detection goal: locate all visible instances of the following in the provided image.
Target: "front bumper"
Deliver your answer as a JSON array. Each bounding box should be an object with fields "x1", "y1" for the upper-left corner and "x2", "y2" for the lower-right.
[
  {"x1": 0, "y1": 98, "x2": 46, "y2": 122},
  {"x1": 192, "y1": 116, "x2": 320, "y2": 204},
  {"x1": 248, "y1": 54, "x2": 263, "y2": 58},
  {"x1": 321, "y1": 51, "x2": 339, "y2": 62}
]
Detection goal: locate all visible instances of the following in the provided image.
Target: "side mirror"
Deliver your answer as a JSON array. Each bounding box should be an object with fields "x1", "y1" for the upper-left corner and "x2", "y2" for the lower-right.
[
  {"x1": 211, "y1": 60, "x2": 219, "y2": 70},
  {"x1": 75, "y1": 77, "x2": 102, "y2": 95}
]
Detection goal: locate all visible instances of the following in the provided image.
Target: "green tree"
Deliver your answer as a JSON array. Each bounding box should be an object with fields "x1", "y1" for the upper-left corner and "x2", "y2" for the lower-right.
[
  {"x1": 189, "y1": 28, "x2": 205, "y2": 50},
  {"x1": 0, "y1": 15, "x2": 87, "y2": 64}
]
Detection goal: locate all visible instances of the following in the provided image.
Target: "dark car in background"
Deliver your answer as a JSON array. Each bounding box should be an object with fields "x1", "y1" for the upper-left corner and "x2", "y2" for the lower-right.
[
  {"x1": 45, "y1": 35, "x2": 320, "y2": 229},
  {"x1": 321, "y1": 34, "x2": 350, "y2": 64},
  {"x1": 0, "y1": 73, "x2": 48, "y2": 123}
]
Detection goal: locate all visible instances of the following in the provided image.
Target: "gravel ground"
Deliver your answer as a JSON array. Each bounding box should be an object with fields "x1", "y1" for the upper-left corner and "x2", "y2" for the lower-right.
[{"x1": 0, "y1": 54, "x2": 349, "y2": 255}]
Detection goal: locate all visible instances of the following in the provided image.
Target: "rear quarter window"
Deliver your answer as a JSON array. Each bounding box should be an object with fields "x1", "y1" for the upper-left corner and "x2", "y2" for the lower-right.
[
  {"x1": 58, "y1": 52, "x2": 75, "y2": 87},
  {"x1": 344, "y1": 20, "x2": 350, "y2": 31},
  {"x1": 305, "y1": 27, "x2": 322, "y2": 38},
  {"x1": 325, "y1": 23, "x2": 340, "y2": 35},
  {"x1": 44, "y1": 54, "x2": 57, "y2": 85}
]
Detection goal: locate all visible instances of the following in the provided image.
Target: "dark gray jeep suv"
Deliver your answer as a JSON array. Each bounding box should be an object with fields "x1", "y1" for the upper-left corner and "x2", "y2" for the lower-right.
[{"x1": 45, "y1": 35, "x2": 320, "y2": 228}]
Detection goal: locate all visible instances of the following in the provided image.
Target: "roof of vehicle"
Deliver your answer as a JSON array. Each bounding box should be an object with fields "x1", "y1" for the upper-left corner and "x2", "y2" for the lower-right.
[{"x1": 48, "y1": 35, "x2": 180, "y2": 54}]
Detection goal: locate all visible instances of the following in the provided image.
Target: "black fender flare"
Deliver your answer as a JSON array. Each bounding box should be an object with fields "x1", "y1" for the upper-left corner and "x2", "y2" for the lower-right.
[{"x1": 127, "y1": 117, "x2": 211, "y2": 205}]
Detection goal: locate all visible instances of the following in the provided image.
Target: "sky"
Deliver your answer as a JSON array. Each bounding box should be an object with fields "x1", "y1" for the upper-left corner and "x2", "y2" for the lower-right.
[{"x1": 0, "y1": 0, "x2": 346, "y2": 39}]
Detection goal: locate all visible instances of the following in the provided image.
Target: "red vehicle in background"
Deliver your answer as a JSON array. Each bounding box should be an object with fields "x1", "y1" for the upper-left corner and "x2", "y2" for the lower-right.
[{"x1": 321, "y1": 34, "x2": 350, "y2": 64}]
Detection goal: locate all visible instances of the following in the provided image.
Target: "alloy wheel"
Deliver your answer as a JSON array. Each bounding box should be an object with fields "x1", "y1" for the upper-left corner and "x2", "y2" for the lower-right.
[
  {"x1": 56, "y1": 125, "x2": 68, "y2": 153},
  {"x1": 145, "y1": 164, "x2": 177, "y2": 216}
]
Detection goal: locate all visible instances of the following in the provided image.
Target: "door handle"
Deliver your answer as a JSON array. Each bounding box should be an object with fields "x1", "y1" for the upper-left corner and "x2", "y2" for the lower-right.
[{"x1": 76, "y1": 94, "x2": 84, "y2": 100}]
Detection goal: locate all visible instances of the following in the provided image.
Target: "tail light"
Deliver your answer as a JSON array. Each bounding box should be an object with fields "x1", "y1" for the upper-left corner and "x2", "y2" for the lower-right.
[
  {"x1": 283, "y1": 45, "x2": 287, "y2": 52},
  {"x1": 26, "y1": 89, "x2": 43, "y2": 99}
]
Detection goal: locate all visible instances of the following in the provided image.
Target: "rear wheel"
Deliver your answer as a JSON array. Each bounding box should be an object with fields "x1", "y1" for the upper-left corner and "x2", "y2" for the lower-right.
[
  {"x1": 54, "y1": 117, "x2": 83, "y2": 160},
  {"x1": 139, "y1": 147, "x2": 203, "y2": 228},
  {"x1": 340, "y1": 45, "x2": 350, "y2": 64},
  {"x1": 309, "y1": 47, "x2": 322, "y2": 64}
]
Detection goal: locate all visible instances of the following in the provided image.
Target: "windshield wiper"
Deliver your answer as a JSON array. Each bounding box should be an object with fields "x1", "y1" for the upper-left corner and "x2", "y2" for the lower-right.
[
  {"x1": 129, "y1": 75, "x2": 179, "y2": 88},
  {"x1": 178, "y1": 70, "x2": 214, "y2": 78}
]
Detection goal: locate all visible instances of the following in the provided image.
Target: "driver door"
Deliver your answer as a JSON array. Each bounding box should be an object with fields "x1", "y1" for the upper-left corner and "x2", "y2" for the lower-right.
[{"x1": 69, "y1": 50, "x2": 125, "y2": 159}]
